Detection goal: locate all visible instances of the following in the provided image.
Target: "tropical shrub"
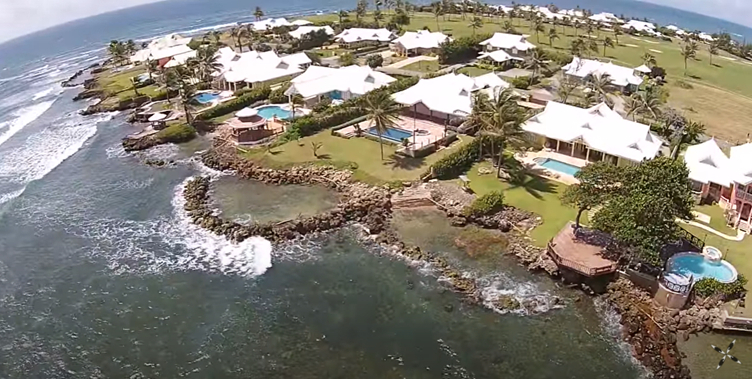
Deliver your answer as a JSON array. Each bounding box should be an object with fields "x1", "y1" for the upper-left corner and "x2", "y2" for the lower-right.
[
  {"x1": 339, "y1": 52, "x2": 355, "y2": 66},
  {"x1": 196, "y1": 86, "x2": 271, "y2": 120},
  {"x1": 423, "y1": 138, "x2": 481, "y2": 179},
  {"x1": 312, "y1": 97, "x2": 333, "y2": 113},
  {"x1": 366, "y1": 54, "x2": 384, "y2": 68},
  {"x1": 510, "y1": 76, "x2": 530, "y2": 89},
  {"x1": 269, "y1": 83, "x2": 292, "y2": 104},
  {"x1": 290, "y1": 29, "x2": 332, "y2": 52},
  {"x1": 694, "y1": 276, "x2": 748, "y2": 300},
  {"x1": 156, "y1": 123, "x2": 196, "y2": 143},
  {"x1": 438, "y1": 35, "x2": 489, "y2": 64},
  {"x1": 542, "y1": 50, "x2": 574, "y2": 66},
  {"x1": 464, "y1": 191, "x2": 505, "y2": 217}
]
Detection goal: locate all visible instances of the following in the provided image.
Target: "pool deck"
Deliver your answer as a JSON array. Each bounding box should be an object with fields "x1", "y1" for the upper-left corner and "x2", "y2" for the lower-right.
[
  {"x1": 547, "y1": 222, "x2": 619, "y2": 277},
  {"x1": 335, "y1": 116, "x2": 447, "y2": 148},
  {"x1": 515, "y1": 150, "x2": 588, "y2": 185}
]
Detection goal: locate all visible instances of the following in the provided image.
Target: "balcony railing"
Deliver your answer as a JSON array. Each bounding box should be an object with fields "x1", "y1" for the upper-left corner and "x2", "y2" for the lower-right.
[
  {"x1": 740, "y1": 191, "x2": 752, "y2": 203},
  {"x1": 659, "y1": 273, "x2": 692, "y2": 294}
]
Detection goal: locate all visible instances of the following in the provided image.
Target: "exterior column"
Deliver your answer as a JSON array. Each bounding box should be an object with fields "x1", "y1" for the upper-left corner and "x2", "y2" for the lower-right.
[
  {"x1": 586, "y1": 148, "x2": 591, "y2": 162},
  {"x1": 556, "y1": 140, "x2": 560, "y2": 152},
  {"x1": 571, "y1": 142, "x2": 575, "y2": 157}
]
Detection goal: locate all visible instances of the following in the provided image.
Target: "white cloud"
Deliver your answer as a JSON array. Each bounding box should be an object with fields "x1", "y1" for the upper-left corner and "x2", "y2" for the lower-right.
[
  {"x1": 0, "y1": 0, "x2": 161, "y2": 43},
  {"x1": 638, "y1": 0, "x2": 752, "y2": 28}
]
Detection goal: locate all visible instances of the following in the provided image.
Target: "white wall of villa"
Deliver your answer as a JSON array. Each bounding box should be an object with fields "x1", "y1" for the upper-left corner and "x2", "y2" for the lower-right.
[
  {"x1": 521, "y1": 101, "x2": 662, "y2": 167},
  {"x1": 479, "y1": 33, "x2": 536, "y2": 57},
  {"x1": 562, "y1": 57, "x2": 644, "y2": 92},
  {"x1": 214, "y1": 48, "x2": 312, "y2": 91},
  {"x1": 392, "y1": 30, "x2": 451, "y2": 57}
]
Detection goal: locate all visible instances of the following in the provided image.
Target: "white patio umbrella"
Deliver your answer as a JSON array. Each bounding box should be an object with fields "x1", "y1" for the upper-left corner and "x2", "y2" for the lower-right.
[
  {"x1": 235, "y1": 107, "x2": 259, "y2": 118},
  {"x1": 148, "y1": 112, "x2": 167, "y2": 122}
]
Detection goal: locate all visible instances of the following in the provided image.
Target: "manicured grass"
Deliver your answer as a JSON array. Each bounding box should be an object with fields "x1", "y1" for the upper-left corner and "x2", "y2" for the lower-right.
[
  {"x1": 694, "y1": 204, "x2": 738, "y2": 236},
  {"x1": 464, "y1": 160, "x2": 581, "y2": 246},
  {"x1": 681, "y1": 224, "x2": 752, "y2": 289},
  {"x1": 400, "y1": 60, "x2": 441, "y2": 73},
  {"x1": 457, "y1": 66, "x2": 493, "y2": 77},
  {"x1": 308, "y1": 12, "x2": 752, "y2": 142},
  {"x1": 240, "y1": 132, "x2": 475, "y2": 184},
  {"x1": 99, "y1": 66, "x2": 147, "y2": 94}
]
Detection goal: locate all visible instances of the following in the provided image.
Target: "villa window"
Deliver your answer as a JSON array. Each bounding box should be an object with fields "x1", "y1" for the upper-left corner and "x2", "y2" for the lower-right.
[{"x1": 690, "y1": 180, "x2": 704, "y2": 193}]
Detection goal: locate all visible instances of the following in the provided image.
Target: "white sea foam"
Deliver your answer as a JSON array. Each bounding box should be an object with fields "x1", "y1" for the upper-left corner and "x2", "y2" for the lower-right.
[
  {"x1": 593, "y1": 297, "x2": 651, "y2": 377},
  {"x1": 477, "y1": 272, "x2": 564, "y2": 315},
  {"x1": 0, "y1": 111, "x2": 112, "y2": 185},
  {"x1": 176, "y1": 22, "x2": 239, "y2": 36},
  {"x1": 32, "y1": 87, "x2": 55, "y2": 101},
  {"x1": 0, "y1": 187, "x2": 25, "y2": 206},
  {"x1": 0, "y1": 100, "x2": 56, "y2": 148}
]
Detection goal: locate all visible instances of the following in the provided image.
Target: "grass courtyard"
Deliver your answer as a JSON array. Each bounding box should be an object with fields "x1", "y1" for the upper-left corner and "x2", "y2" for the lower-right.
[
  {"x1": 240, "y1": 132, "x2": 475, "y2": 185},
  {"x1": 400, "y1": 59, "x2": 441, "y2": 72},
  {"x1": 307, "y1": 11, "x2": 752, "y2": 143},
  {"x1": 96, "y1": 65, "x2": 161, "y2": 101}
]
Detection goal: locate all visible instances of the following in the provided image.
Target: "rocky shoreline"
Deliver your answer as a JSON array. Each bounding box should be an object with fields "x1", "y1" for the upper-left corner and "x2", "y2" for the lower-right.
[{"x1": 184, "y1": 143, "x2": 718, "y2": 379}]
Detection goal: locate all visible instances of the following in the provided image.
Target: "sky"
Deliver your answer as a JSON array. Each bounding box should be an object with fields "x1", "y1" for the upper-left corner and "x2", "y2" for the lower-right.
[{"x1": 1, "y1": 0, "x2": 751, "y2": 43}]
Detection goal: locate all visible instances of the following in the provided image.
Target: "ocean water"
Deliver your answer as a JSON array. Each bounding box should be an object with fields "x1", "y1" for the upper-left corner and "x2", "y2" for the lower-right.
[{"x1": 0, "y1": 0, "x2": 747, "y2": 377}]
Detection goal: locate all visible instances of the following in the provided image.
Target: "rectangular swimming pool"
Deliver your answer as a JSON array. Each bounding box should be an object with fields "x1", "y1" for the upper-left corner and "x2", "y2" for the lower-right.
[
  {"x1": 367, "y1": 127, "x2": 412, "y2": 143},
  {"x1": 535, "y1": 158, "x2": 581, "y2": 176}
]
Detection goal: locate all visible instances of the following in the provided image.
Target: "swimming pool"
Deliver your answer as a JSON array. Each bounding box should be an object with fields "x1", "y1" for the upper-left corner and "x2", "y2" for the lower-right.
[
  {"x1": 534, "y1": 157, "x2": 581, "y2": 176},
  {"x1": 256, "y1": 105, "x2": 293, "y2": 120},
  {"x1": 367, "y1": 127, "x2": 412, "y2": 143},
  {"x1": 194, "y1": 92, "x2": 220, "y2": 104},
  {"x1": 666, "y1": 253, "x2": 738, "y2": 283}
]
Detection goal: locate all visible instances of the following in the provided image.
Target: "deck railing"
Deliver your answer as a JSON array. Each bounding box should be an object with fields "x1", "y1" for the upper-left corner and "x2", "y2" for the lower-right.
[
  {"x1": 658, "y1": 273, "x2": 692, "y2": 294},
  {"x1": 547, "y1": 242, "x2": 617, "y2": 277}
]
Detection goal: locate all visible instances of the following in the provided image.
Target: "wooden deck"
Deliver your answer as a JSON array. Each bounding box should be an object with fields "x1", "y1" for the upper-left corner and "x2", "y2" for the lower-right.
[{"x1": 547, "y1": 222, "x2": 618, "y2": 277}]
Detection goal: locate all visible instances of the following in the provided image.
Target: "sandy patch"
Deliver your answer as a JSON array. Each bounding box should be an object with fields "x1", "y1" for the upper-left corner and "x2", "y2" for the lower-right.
[
  {"x1": 649, "y1": 49, "x2": 663, "y2": 54},
  {"x1": 643, "y1": 39, "x2": 660, "y2": 44},
  {"x1": 624, "y1": 43, "x2": 639, "y2": 48},
  {"x1": 721, "y1": 56, "x2": 737, "y2": 61}
]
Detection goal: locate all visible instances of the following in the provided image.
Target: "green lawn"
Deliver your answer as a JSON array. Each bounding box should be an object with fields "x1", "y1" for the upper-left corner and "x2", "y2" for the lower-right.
[
  {"x1": 457, "y1": 66, "x2": 493, "y2": 77},
  {"x1": 693, "y1": 204, "x2": 738, "y2": 236},
  {"x1": 400, "y1": 59, "x2": 441, "y2": 73},
  {"x1": 307, "y1": 12, "x2": 752, "y2": 142},
  {"x1": 681, "y1": 224, "x2": 752, "y2": 289},
  {"x1": 240, "y1": 132, "x2": 475, "y2": 184},
  {"x1": 464, "y1": 160, "x2": 581, "y2": 246}
]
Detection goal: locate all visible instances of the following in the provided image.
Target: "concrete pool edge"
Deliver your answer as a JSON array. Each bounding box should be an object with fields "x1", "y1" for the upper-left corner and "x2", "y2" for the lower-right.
[{"x1": 666, "y1": 252, "x2": 739, "y2": 284}]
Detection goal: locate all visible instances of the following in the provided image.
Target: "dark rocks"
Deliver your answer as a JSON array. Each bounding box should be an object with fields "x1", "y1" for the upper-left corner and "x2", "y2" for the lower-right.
[
  {"x1": 73, "y1": 89, "x2": 104, "y2": 102},
  {"x1": 494, "y1": 295, "x2": 521, "y2": 311},
  {"x1": 123, "y1": 135, "x2": 160, "y2": 152},
  {"x1": 444, "y1": 304, "x2": 454, "y2": 312}
]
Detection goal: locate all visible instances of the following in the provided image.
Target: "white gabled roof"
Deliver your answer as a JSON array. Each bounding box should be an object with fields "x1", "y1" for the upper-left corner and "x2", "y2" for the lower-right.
[
  {"x1": 392, "y1": 72, "x2": 509, "y2": 116},
  {"x1": 335, "y1": 28, "x2": 395, "y2": 43},
  {"x1": 221, "y1": 50, "x2": 311, "y2": 83},
  {"x1": 684, "y1": 139, "x2": 737, "y2": 186},
  {"x1": 559, "y1": 9, "x2": 585, "y2": 17},
  {"x1": 478, "y1": 49, "x2": 524, "y2": 63},
  {"x1": 699, "y1": 32, "x2": 715, "y2": 41},
  {"x1": 291, "y1": 19, "x2": 313, "y2": 26},
  {"x1": 251, "y1": 18, "x2": 291, "y2": 31},
  {"x1": 666, "y1": 25, "x2": 681, "y2": 31},
  {"x1": 562, "y1": 57, "x2": 643, "y2": 87},
  {"x1": 285, "y1": 65, "x2": 396, "y2": 98},
  {"x1": 730, "y1": 143, "x2": 752, "y2": 185},
  {"x1": 393, "y1": 30, "x2": 451, "y2": 50},
  {"x1": 634, "y1": 64, "x2": 652, "y2": 74},
  {"x1": 625, "y1": 20, "x2": 656, "y2": 32},
  {"x1": 164, "y1": 50, "x2": 197, "y2": 68},
  {"x1": 479, "y1": 33, "x2": 536, "y2": 52},
  {"x1": 589, "y1": 13, "x2": 623, "y2": 24},
  {"x1": 289, "y1": 25, "x2": 335, "y2": 39},
  {"x1": 150, "y1": 44, "x2": 194, "y2": 61},
  {"x1": 522, "y1": 101, "x2": 663, "y2": 163}
]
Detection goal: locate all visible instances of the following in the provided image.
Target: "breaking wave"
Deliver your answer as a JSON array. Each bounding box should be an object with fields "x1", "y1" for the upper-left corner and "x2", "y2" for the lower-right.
[
  {"x1": 0, "y1": 100, "x2": 56, "y2": 148},
  {"x1": 477, "y1": 272, "x2": 565, "y2": 315}
]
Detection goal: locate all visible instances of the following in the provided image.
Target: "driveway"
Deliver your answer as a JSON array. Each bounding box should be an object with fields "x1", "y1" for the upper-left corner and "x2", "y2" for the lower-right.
[{"x1": 385, "y1": 55, "x2": 438, "y2": 69}]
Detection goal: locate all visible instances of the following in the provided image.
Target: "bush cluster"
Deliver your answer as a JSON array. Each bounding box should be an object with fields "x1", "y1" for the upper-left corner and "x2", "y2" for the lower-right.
[
  {"x1": 423, "y1": 138, "x2": 481, "y2": 179},
  {"x1": 693, "y1": 275, "x2": 747, "y2": 300},
  {"x1": 438, "y1": 35, "x2": 489, "y2": 64},
  {"x1": 156, "y1": 123, "x2": 197, "y2": 143},
  {"x1": 463, "y1": 191, "x2": 505, "y2": 217},
  {"x1": 510, "y1": 76, "x2": 530, "y2": 89},
  {"x1": 269, "y1": 83, "x2": 292, "y2": 104},
  {"x1": 196, "y1": 86, "x2": 271, "y2": 120}
]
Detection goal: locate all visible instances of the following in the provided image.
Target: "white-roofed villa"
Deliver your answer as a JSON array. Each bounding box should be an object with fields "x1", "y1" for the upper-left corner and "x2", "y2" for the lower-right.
[
  {"x1": 392, "y1": 30, "x2": 451, "y2": 57},
  {"x1": 562, "y1": 57, "x2": 644, "y2": 93},
  {"x1": 214, "y1": 49, "x2": 312, "y2": 92},
  {"x1": 479, "y1": 33, "x2": 536, "y2": 58},
  {"x1": 684, "y1": 139, "x2": 752, "y2": 234},
  {"x1": 284, "y1": 65, "x2": 396, "y2": 107},
  {"x1": 521, "y1": 101, "x2": 663, "y2": 176},
  {"x1": 289, "y1": 25, "x2": 335, "y2": 40},
  {"x1": 334, "y1": 28, "x2": 396, "y2": 48}
]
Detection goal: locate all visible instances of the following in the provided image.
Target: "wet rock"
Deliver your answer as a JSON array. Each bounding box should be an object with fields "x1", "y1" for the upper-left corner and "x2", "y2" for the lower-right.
[
  {"x1": 444, "y1": 304, "x2": 454, "y2": 313},
  {"x1": 493, "y1": 295, "x2": 520, "y2": 311}
]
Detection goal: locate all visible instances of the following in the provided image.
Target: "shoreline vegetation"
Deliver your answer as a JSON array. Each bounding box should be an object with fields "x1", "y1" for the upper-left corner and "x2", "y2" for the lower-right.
[{"x1": 64, "y1": 1, "x2": 752, "y2": 378}]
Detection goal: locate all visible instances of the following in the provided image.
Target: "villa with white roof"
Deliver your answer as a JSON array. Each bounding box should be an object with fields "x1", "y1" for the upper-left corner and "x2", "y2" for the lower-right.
[
  {"x1": 289, "y1": 25, "x2": 335, "y2": 39},
  {"x1": 392, "y1": 72, "x2": 510, "y2": 123},
  {"x1": 589, "y1": 12, "x2": 623, "y2": 25},
  {"x1": 334, "y1": 28, "x2": 395, "y2": 48},
  {"x1": 521, "y1": 101, "x2": 663, "y2": 166},
  {"x1": 392, "y1": 30, "x2": 451, "y2": 57},
  {"x1": 130, "y1": 34, "x2": 194, "y2": 67},
  {"x1": 215, "y1": 49, "x2": 312, "y2": 91},
  {"x1": 684, "y1": 139, "x2": 752, "y2": 234},
  {"x1": 284, "y1": 65, "x2": 396, "y2": 107},
  {"x1": 562, "y1": 57, "x2": 644, "y2": 93},
  {"x1": 624, "y1": 20, "x2": 659, "y2": 36},
  {"x1": 479, "y1": 33, "x2": 536, "y2": 57}
]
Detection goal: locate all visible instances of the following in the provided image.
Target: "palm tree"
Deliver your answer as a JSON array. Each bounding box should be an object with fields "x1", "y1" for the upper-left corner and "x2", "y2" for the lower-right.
[
  {"x1": 432, "y1": 2, "x2": 443, "y2": 31},
  {"x1": 588, "y1": 73, "x2": 613, "y2": 106},
  {"x1": 158, "y1": 68, "x2": 181, "y2": 106},
  {"x1": 174, "y1": 69, "x2": 197, "y2": 125},
  {"x1": 477, "y1": 88, "x2": 528, "y2": 178},
  {"x1": 570, "y1": 38, "x2": 585, "y2": 57},
  {"x1": 125, "y1": 39, "x2": 137, "y2": 56},
  {"x1": 503, "y1": 21, "x2": 515, "y2": 33},
  {"x1": 210, "y1": 30, "x2": 222, "y2": 45},
  {"x1": 532, "y1": 17, "x2": 545, "y2": 43},
  {"x1": 254, "y1": 7, "x2": 264, "y2": 21},
  {"x1": 709, "y1": 42, "x2": 719, "y2": 66},
  {"x1": 584, "y1": 19, "x2": 595, "y2": 37},
  {"x1": 587, "y1": 39, "x2": 599, "y2": 58},
  {"x1": 572, "y1": 19, "x2": 580, "y2": 37},
  {"x1": 547, "y1": 27, "x2": 559, "y2": 46},
  {"x1": 524, "y1": 48, "x2": 544, "y2": 86},
  {"x1": 374, "y1": 9, "x2": 384, "y2": 27},
  {"x1": 681, "y1": 40, "x2": 698, "y2": 76},
  {"x1": 624, "y1": 94, "x2": 641, "y2": 120},
  {"x1": 602, "y1": 36, "x2": 615, "y2": 56},
  {"x1": 557, "y1": 77, "x2": 577, "y2": 104},
  {"x1": 363, "y1": 91, "x2": 403, "y2": 160},
  {"x1": 191, "y1": 45, "x2": 222, "y2": 83},
  {"x1": 641, "y1": 52, "x2": 657, "y2": 67},
  {"x1": 338, "y1": 10, "x2": 349, "y2": 24},
  {"x1": 107, "y1": 40, "x2": 127, "y2": 65},
  {"x1": 241, "y1": 25, "x2": 255, "y2": 52},
  {"x1": 670, "y1": 119, "x2": 706, "y2": 159},
  {"x1": 613, "y1": 25, "x2": 623, "y2": 46},
  {"x1": 469, "y1": 16, "x2": 483, "y2": 37},
  {"x1": 230, "y1": 27, "x2": 242, "y2": 52},
  {"x1": 632, "y1": 87, "x2": 663, "y2": 119},
  {"x1": 289, "y1": 94, "x2": 304, "y2": 120}
]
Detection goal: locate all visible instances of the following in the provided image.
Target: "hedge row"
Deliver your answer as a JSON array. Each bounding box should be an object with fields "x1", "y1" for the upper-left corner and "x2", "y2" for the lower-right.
[
  {"x1": 463, "y1": 191, "x2": 505, "y2": 217},
  {"x1": 197, "y1": 86, "x2": 271, "y2": 120},
  {"x1": 156, "y1": 123, "x2": 197, "y2": 143},
  {"x1": 421, "y1": 135, "x2": 502, "y2": 179},
  {"x1": 694, "y1": 275, "x2": 747, "y2": 300}
]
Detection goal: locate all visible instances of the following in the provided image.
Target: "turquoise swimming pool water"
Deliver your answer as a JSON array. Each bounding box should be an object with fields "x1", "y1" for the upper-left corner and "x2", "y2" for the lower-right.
[
  {"x1": 367, "y1": 127, "x2": 412, "y2": 143},
  {"x1": 667, "y1": 254, "x2": 737, "y2": 283},
  {"x1": 535, "y1": 158, "x2": 581, "y2": 176},
  {"x1": 194, "y1": 92, "x2": 220, "y2": 104},
  {"x1": 256, "y1": 105, "x2": 293, "y2": 120}
]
